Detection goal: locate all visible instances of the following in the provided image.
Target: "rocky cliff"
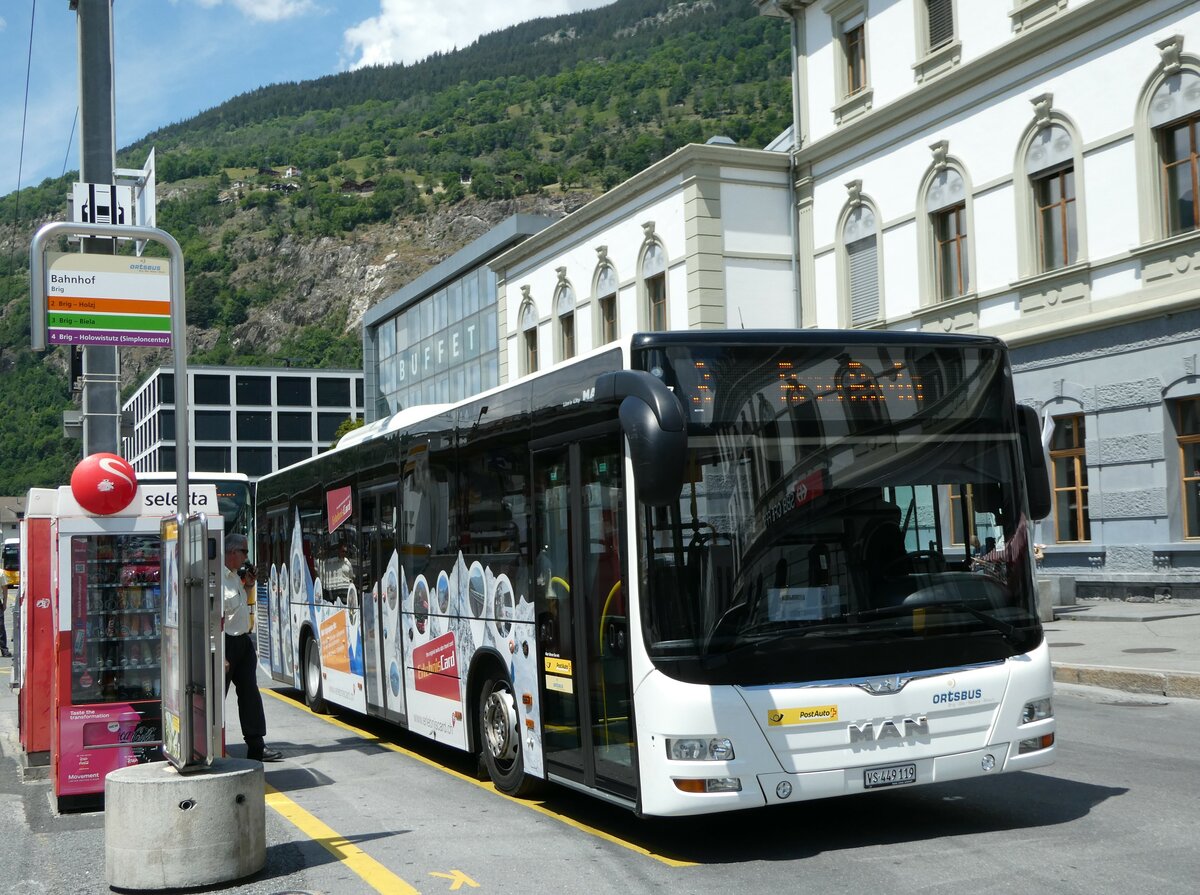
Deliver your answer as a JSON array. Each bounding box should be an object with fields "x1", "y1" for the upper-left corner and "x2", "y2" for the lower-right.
[{"x1": 118, "y1": 190, "x2": 595, "y2": 385}]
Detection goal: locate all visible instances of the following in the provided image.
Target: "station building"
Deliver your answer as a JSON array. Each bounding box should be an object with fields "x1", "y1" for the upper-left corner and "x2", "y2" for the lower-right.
[
  {"x1": 752, "y1": 0, "x2": 1200, "y2": 598},
  {"x1": 357, "y1": 0, "x2": 1200, "y2": 599}
]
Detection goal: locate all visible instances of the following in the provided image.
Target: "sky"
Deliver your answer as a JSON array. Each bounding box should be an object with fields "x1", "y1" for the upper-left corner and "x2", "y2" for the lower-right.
[{"x1": 0, "y1": 0, "x2": 615, "y2": 196}]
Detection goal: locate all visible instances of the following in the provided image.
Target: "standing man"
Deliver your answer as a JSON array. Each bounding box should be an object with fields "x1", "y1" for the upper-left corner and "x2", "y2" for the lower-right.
[{"x1": 223, "y1": 533, "x2": 282, "y2": 762}]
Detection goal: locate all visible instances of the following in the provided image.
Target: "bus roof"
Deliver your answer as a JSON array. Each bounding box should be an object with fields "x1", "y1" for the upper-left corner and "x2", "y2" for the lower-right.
[{"x1": 630, "y1": 328, "x2": 1006, "y2": 349}]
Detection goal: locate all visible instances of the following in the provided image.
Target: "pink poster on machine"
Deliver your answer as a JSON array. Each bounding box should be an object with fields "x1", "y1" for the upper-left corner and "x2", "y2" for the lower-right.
[{"x1": 56, "y1": 704, "x2": 156, "y2": 796}]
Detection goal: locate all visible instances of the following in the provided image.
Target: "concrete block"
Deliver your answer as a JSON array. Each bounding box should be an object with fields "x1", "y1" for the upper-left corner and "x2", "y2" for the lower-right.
[
  {"x1": 105, "y1": 758, "x2": 265, "y2": 890},
  {"x1": 1038, "y1": 575, "x2": 1076, "y2": 622}
]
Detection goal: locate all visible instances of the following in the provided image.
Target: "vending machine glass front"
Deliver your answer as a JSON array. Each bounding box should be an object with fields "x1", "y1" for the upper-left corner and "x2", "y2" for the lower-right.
[{"x1": 65, "y1": 534, "x2": 163, "y2": 768}]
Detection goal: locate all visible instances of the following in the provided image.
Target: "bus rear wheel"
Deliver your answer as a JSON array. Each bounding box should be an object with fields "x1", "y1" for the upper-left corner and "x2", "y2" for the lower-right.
[
  {"x1": 303, "y1": 637, "x2": 329, "y2": 714},
  {"x1": 479, "y1": 675, "x2": 539, "y2": 797}
]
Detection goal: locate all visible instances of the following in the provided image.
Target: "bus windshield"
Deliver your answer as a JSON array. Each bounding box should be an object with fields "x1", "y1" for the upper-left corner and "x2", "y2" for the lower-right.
[
  {"x1": 213, "y1": 480, "x2": 253, "y2": 541},
  {"x1": 636, "y1": 339, "x2": 1042, "y2": 687},
  {"x1": 2, "y1": 540, "x2": 17, "y2": 574}
]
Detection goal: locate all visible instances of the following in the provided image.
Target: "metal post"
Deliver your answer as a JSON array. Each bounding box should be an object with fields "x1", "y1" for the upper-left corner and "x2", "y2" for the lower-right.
[{"x1": 75, "y1": 0, "x2": 121, "y2": 455}]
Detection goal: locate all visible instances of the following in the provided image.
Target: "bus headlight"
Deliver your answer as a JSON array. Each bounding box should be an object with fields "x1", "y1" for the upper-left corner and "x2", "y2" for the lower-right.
[
  {"x1": 1021, "y1": 698, "x2": 1052, "y2": 724},
  {"x1": 666, "y1": 737, "x2": 735, "y2": 761}
]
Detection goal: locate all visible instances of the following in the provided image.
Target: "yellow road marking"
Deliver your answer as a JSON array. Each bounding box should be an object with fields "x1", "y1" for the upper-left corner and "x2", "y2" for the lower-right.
[
  {"x1": 261, "y1": 687, "x2": 696, "y2": 867},
  {"x1": 263, "y1": 783, "x2": 422, "y2": 895},
  {"x1": 430, "y1": 869, "x2": 479, "y2": 890}
]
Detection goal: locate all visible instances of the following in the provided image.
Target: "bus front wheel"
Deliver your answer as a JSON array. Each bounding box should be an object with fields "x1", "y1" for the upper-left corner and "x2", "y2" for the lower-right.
[
  {"x1": 303, "y1": 637, "x2": 329, "y2": 714},
  {"x1": 479, "y1": 675, "x2": 538, "y2": 797}
]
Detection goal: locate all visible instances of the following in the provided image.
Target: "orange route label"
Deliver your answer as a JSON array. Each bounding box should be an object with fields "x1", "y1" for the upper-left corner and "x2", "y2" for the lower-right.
[{"x1": 48, "y1": 295, "x2": 170, "y2": 316}]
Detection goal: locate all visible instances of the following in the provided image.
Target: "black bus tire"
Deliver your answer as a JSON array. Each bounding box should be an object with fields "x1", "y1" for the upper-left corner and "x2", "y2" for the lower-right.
[
  {"x1": 478, "y1": 674, "x2": 540, "y2": 797},
  {"x1": 303, "y1": 636, "x2": 329, "y2": 714}
]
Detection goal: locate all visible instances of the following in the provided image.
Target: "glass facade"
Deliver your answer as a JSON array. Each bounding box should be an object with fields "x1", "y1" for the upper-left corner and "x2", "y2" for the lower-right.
[
  {"x1": 278, "y1": 377, "x2": 312, "y2": 406},
  {"x1": 236, "y1": 375, "x2": 272, "y2": 405},
  {"x1": 375, "y1": 266, "x2": 500, "y2": 415},
  {"x1": 237, "y1": 411, "x2": 272, "y2": 441},
  {"x1": 122, "y1": 367, "x2": 363, "y2": 480}
]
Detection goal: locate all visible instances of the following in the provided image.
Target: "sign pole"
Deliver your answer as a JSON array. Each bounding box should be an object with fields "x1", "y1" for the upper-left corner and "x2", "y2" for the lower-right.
[
  {"x1": 75, "y1": 0, "x2": 121, "y2": 456},
  {"x1": 30, "y1": 220, "x2": 207, "y2": 769}
]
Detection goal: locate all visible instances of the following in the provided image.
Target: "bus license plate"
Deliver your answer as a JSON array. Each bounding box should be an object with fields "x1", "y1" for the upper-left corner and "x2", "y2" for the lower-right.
[{"x1": 864, "y1": 763, "x2": 916, "y2": 788}]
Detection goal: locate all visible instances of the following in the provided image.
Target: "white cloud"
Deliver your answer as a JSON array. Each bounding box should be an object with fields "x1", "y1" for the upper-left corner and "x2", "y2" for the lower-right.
[
  {"x1": 0, "y1": 17, "x2": 7, "y2": 32},
  {"x1": 192, "y1": 0, "x2": 317, "y2": 22},
  {"x1": 343, "y1": 0, "x2": 613, "y2": 70}
]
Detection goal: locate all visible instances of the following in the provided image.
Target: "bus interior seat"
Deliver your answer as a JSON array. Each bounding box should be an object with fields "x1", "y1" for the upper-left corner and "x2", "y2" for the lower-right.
[
  {"x1": 863, "y1": 521, "x2": 912, "y2": 606},
  {"x1": 649, "y1": 556, "x2": 692, "y2": 641}
]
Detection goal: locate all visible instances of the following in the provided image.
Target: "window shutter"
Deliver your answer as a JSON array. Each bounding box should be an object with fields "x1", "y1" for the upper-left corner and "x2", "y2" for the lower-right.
[
  {"x1": 927, "y1": 0, "x2": 954, "y2": 50},
  {"x1": 847, "y1": 236, "x2": 879, "y2": 325}
]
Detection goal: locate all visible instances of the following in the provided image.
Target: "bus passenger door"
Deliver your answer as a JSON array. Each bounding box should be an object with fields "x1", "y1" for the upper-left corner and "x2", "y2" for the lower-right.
[
  {"x1": 533, "y1": 433, "x2": 634, "y2": 800},
  {"x1": 264, "y1": 505, "x2": 290, "y2": 681},
  {"x1": 360, "y1": 484, "x2": 401, "y2": 720}
]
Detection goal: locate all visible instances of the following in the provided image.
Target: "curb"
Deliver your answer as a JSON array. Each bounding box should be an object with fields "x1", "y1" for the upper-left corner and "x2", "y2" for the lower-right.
[
  {"x1": 1053, "y1": 609, "x2": 1200, "y2": 623},
  {"x1": 1053, "y1": 662, "x2": 1200, "y2": 699}
]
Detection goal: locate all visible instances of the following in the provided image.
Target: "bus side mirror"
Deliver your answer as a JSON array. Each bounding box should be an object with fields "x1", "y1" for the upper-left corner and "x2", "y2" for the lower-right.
[
  {"x1": 1017, "y1": 405, "x2": 1051, "y2": 522},
  {"x1": 595, "y1": 370, "x2": 686, "y2": 507}
]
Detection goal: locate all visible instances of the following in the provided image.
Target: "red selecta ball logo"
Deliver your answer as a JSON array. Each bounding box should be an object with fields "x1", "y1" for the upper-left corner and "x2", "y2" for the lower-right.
[{"x1": 71, "y1": 453, "x2": 138, "y2": 515}]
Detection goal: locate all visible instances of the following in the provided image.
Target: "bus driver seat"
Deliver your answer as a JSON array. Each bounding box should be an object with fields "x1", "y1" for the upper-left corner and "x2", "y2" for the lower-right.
[{"x1": 863, "y1": 520, "x2": 911, "y2": 606}]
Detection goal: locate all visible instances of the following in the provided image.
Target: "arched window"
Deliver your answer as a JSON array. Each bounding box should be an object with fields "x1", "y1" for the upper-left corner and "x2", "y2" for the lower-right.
[
  {"x1": 1028, "y1": 125, "x2": 1077, "y2": 269},
  {"x1": 594, "y1": 264, "x2": 619, "y2": 346},
  {"x1": 1016, "y1": 108, "x2": 1085, "y2": 277},
  {"x1": 1135, "y1": 43, "x2": 1200, "y2": 242},
  {"x1": 1151, "y1": 70, "x2": 1200, "y2": 235},
  {"x1": 1050, "y1": 411, "x2": 1091, "y2": 542},
  {"x1": 840, "y1": 201, "x2": 881, "y2": 325},
  {"x1": 641, "y1": 242, "x2": 667, "y2": 331},
  {"x1": 554, "y1": 282, "x2": 576, "y2": 362},
  {"x1": 519, "y1": 299, "x2": 539, "y2": 376},
  {"x1": 917, "y1": 153, "x2": 974, "y2": 303}
]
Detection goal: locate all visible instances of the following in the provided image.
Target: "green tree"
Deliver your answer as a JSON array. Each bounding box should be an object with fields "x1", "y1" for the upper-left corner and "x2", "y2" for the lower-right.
[{"x1": 330, "y1": 417, "x2": 364, "y2": 449}]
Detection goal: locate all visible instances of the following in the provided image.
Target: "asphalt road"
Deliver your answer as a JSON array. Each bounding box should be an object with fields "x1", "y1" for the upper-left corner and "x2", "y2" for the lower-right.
[{"x1": 2, "y1": 672, "x2": 1198, "y2": 895}]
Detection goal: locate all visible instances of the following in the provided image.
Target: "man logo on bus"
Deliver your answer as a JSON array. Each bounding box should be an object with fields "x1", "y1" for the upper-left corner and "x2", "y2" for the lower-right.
[{"x1": 848, "y1": 716, "x2": 929, "y2": 744}]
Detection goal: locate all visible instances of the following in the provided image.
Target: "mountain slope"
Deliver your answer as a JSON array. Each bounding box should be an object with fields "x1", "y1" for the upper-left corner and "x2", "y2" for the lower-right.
[{"x1": 0, "y1": 0, "x2": 790, "y2": 493}]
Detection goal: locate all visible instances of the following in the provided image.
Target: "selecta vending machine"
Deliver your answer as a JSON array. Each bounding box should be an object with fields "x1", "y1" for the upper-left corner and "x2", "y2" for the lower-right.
[{"x1": 19, "y1": 455, "x2": 223, "y2": 811}]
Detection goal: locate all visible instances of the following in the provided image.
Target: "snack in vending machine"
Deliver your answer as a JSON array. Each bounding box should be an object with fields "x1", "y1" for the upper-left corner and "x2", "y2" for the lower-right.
[{"x1": 73, "y1": 626, "x2": 86, "y2": 662}]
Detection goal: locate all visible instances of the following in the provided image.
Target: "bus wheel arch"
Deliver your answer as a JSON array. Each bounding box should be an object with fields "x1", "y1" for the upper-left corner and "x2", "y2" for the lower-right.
[{"x1": 469, "y1": 654, "x2": 540, "y2": 797}]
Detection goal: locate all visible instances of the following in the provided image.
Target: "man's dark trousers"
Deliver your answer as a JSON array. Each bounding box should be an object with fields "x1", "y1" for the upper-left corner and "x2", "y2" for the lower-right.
[{"x1": 224, "y1": 632, "x2": 267, "y2": 760}]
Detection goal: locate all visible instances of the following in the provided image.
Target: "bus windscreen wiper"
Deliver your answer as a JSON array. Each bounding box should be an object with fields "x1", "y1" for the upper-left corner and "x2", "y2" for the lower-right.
[
  {"x1": 852, "y1": 601, "x2": 1020, "y2": 647},
  {"x1": 925, "y1": 600, "x2": 1022, "y2": 647}
]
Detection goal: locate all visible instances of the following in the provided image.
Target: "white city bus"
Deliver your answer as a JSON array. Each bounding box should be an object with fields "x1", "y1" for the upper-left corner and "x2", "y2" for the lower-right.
[
  {"x1": 254, "y1": 330, "x2": 1055, "y2": 817},
  {"x1": 133, "y1": 471, "x2": 254, "y2": 547},
  {"x1": 3, "y1": 537, "x2": 19, "y2": 589}
]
